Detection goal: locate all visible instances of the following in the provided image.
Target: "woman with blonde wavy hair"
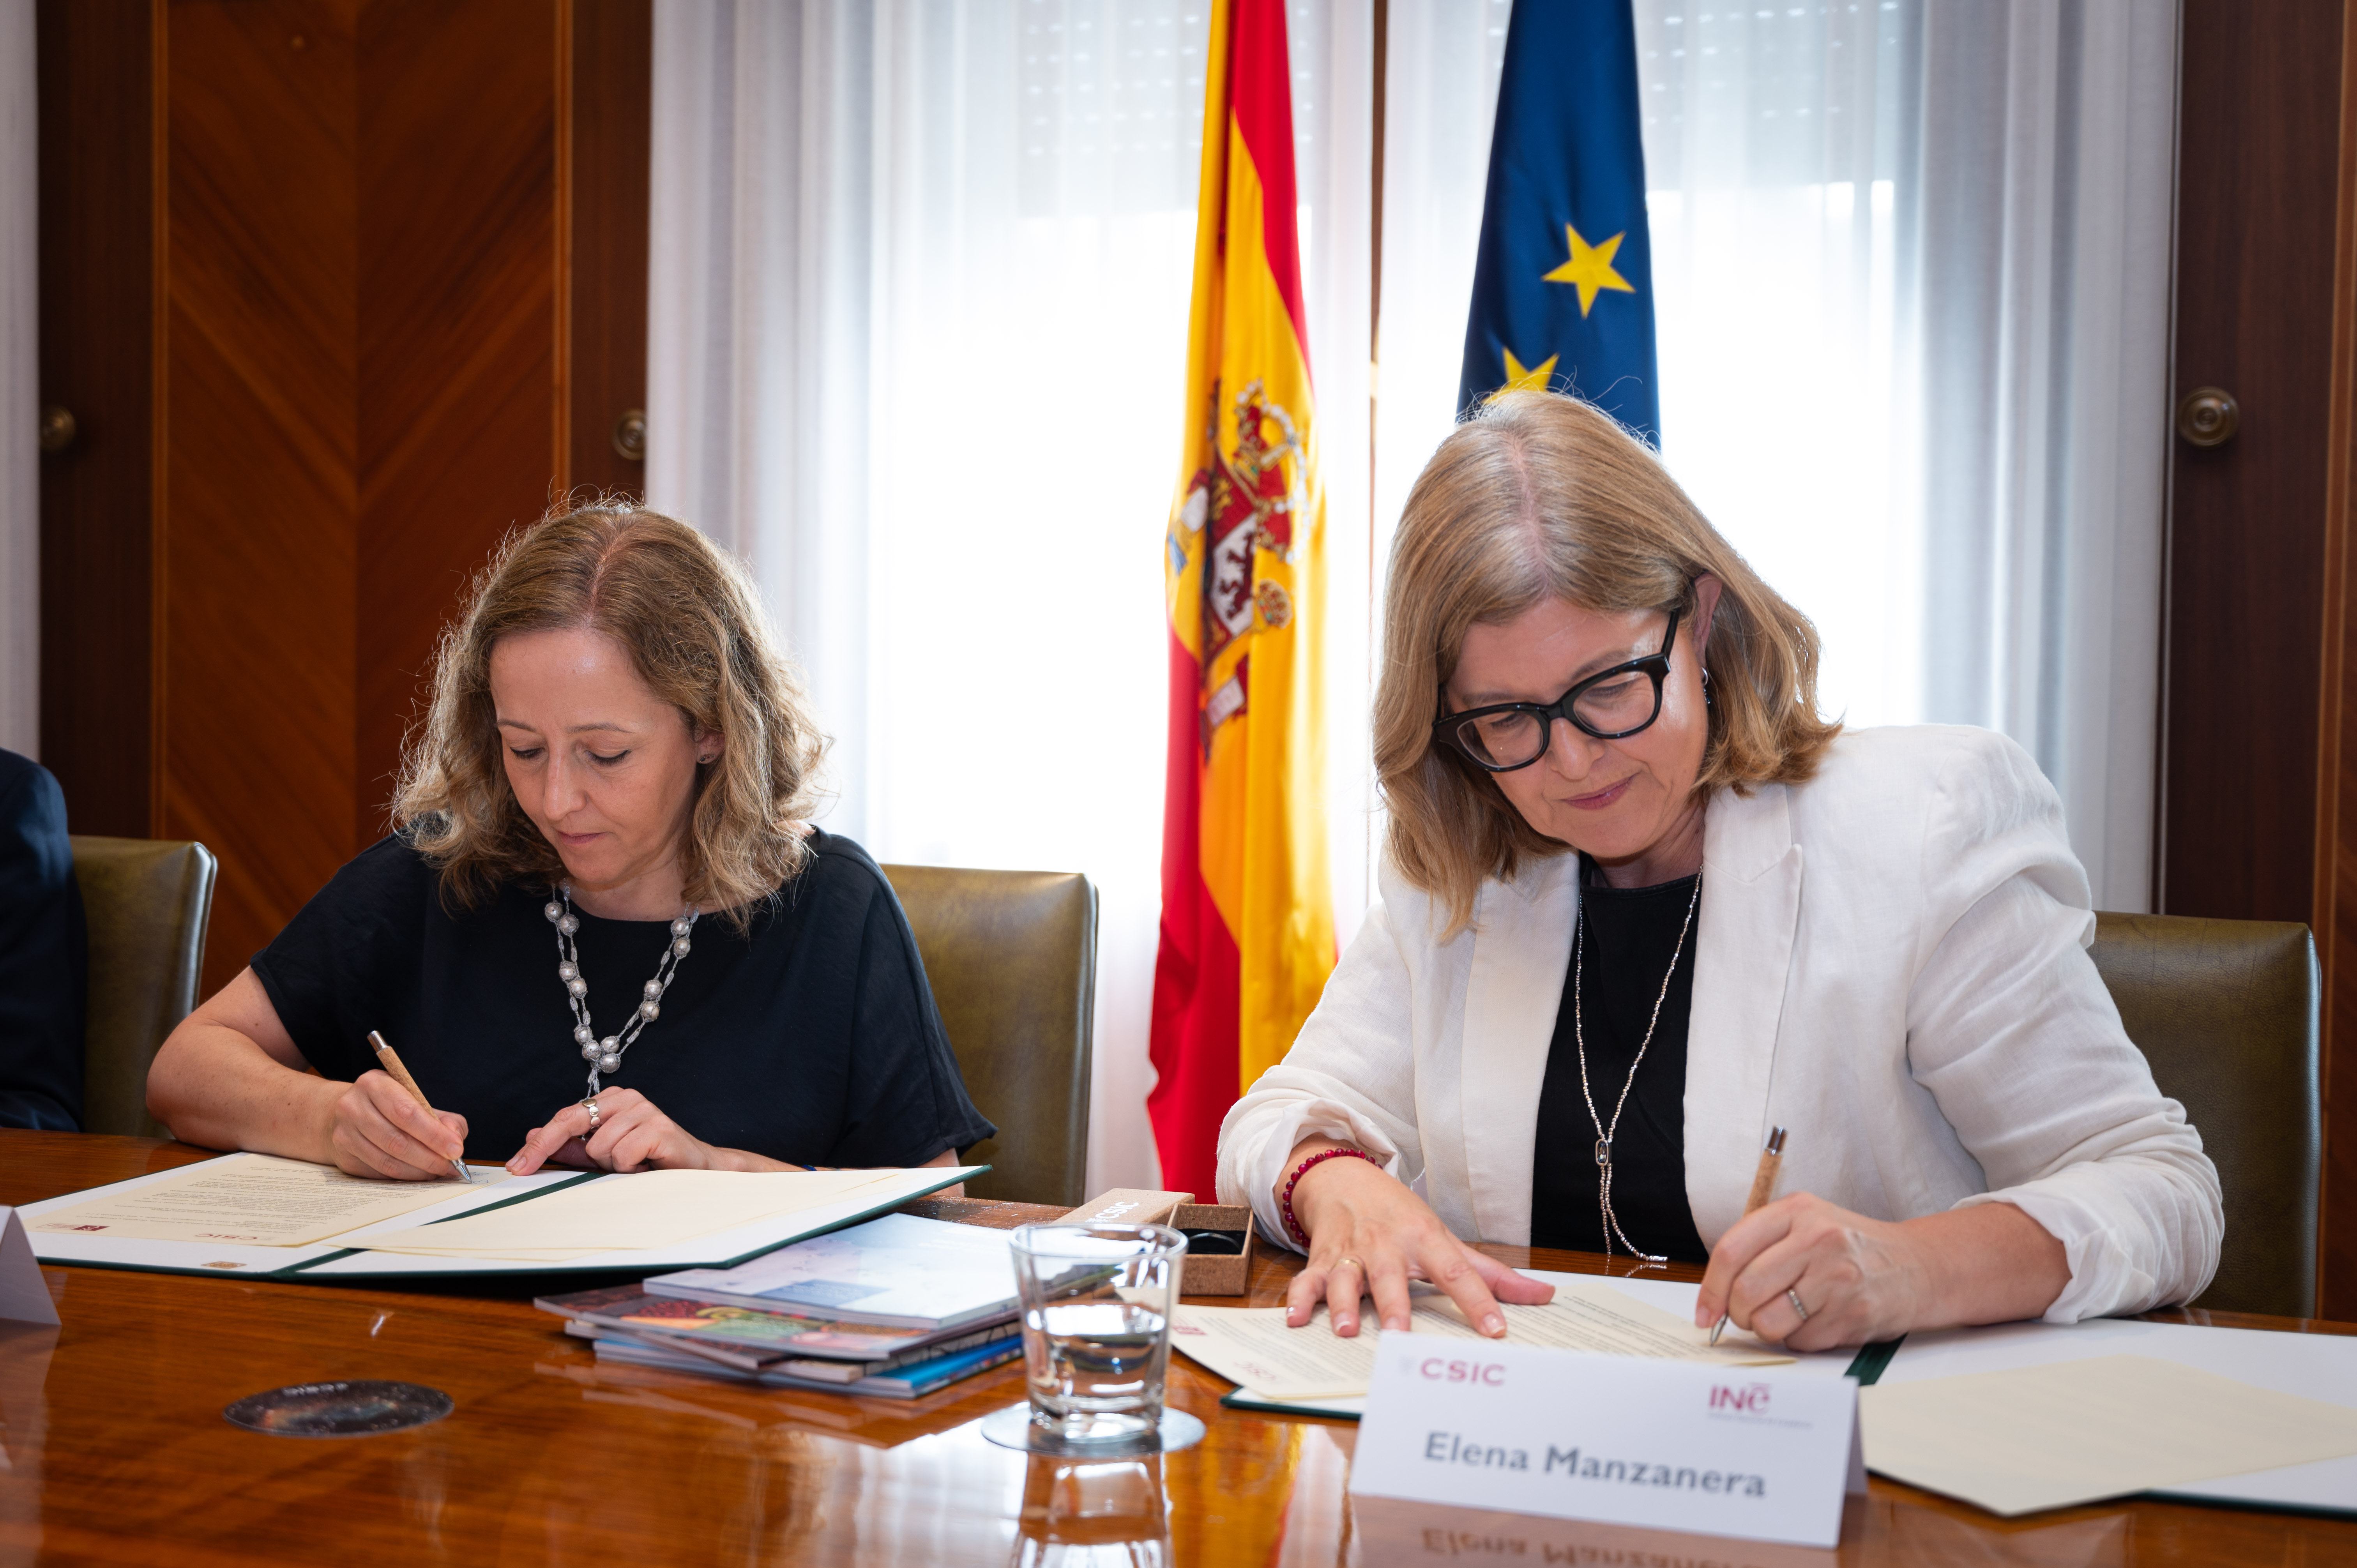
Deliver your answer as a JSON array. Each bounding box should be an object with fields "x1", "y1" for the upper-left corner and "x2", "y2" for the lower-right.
[
  {"x1": 1216, "y1": 390, "x2": 2219, "y2": 1352},
  {"x1": 150, "y1": 501, "x2": 992, "y2": 1179}
]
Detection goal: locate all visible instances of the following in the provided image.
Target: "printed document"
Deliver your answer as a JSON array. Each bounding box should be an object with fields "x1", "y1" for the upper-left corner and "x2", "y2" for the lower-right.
[
  {"x1": 22, "y1": 1153, "x2": 509, "y2": 1247},
  {"x1": 1861, "y1": 1353, "x2": 2357, "y2": 1515},
  {"x1": 1171, "y1": 1278, "x2": 1791, "y2": 1400},
  {"x1": 357, "y1": 1168, "x2": 910, "y2": 1260}
]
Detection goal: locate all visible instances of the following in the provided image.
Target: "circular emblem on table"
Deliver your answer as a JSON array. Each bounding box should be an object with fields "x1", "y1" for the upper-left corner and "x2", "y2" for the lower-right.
[{"x1": 223, "y1": 1380, "x2": 453, "y2": 1439}]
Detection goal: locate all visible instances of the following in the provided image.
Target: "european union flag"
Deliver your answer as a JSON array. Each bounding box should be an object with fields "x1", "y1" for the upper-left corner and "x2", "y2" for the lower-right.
[{"x1": 1458, "y1": 0, "x2": 1659, "y2": 441}]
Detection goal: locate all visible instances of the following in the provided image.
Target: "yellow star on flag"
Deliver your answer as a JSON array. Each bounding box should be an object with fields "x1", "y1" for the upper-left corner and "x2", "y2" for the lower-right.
[
  {"x1": 1542, "y1": 223, "x2": 1635, "y2": 317},
  {"x1": 1490, "y1": 348, "x2": 1559, "y2": 401}
]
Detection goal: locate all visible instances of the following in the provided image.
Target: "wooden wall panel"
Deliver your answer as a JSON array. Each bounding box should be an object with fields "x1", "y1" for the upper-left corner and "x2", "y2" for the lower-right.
[
  {"x1": 568, "y1": 0, "x2": 652, "y2": 501},
  {"x1": 159, "y1": 0, "x2": 360, "y2": 994},
  {"x1": 354, "y1": 0, "x2": 562, "y2": 843},
  {"x1": 35, "y1": 0, "x2": 153, "y2": 839}
]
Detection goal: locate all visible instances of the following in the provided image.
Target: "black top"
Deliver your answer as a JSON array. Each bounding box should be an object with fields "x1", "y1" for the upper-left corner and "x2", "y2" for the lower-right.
[
  {"x1": 251, "y1": 830, "x2": 995, "y2": 1167},
  {"x1": 0, "y1": 750, "x2": 87, "y2": 1131},
  {"x1": 1530, "y1": 858, "x2": 1708, "y2": 1263}
]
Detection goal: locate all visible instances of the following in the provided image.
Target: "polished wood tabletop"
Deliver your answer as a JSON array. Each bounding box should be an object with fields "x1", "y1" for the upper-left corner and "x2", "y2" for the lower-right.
[{"x1": 0, "y1": 1131, "x2": 2350, "y2": 1566}]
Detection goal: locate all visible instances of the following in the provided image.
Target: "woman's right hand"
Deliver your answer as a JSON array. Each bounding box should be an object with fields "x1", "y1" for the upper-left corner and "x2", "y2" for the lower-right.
[
  {"x1": 324, "y1": 1069, "x2": 469, "y2": 1180},
  {"x1": 1279, "y1": 1136, "x2": 1555, "y2": 1339}
]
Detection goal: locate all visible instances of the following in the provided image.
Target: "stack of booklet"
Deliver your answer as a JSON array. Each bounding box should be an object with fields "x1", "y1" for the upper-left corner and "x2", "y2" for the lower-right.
[{"x1": 537, "y1": 1212, "x2": 1025, "y2": 1399}]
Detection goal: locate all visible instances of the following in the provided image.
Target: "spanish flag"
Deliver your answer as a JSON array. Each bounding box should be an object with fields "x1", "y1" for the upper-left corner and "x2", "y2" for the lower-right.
[{"x1": 1151, "y1": 0, "x2": 1334, "y2": 1196}]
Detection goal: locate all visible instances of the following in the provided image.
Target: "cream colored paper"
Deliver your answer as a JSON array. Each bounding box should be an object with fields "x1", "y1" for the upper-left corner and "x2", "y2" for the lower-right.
[
  {"x1": 355, "y1": 1168, "x2": 908, "y2": 1258},
  {"x1": 1860, "y1": 1353, "x2": 2357, "y2": 1516},
  {"x1": 23, "y1": 1153, "x2": 506, "y2": 1247},
  {"x1": 1170, "y1": 1278, "x2": 1791, "y2": 1400}
]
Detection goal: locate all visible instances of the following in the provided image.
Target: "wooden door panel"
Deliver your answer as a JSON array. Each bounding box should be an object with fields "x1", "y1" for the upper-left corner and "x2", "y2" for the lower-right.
[
  {"x1": 159, "y1": 0, "x2": 360, "y2": 992},
  {"x1": 355, "y1": 0, "x2": 562, "y2": 844},
  {"x1": 36, "y1": 0, "x2": 651, "y2": 1000},
  {"x1": 35, "y1": 0, "x2": 153, "y2": 839}
]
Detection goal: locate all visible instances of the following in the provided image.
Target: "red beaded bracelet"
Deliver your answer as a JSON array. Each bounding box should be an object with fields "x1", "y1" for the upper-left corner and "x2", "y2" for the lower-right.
[{"x1": 1280, "y1": 1146, "x2": 1382, "y2": 1246}]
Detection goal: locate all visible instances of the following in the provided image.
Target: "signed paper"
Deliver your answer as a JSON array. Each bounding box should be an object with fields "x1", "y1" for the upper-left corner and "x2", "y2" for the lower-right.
[
  {"x1": 1171, "y1": 1278, "x2": 1791, "y2": 1400},
  {"x1": 23, "y1": 1153, "x2": 507, "y2": 1247},
  {"x1": 356, "y1": 1168, "x2": 911, "y2": 1260},
  {"x1": 1861, "y1": 1353, "x2": 2357, "y2": 1516}
]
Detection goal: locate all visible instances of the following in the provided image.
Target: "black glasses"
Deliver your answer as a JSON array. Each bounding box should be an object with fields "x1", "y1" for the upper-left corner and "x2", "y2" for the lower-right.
[{"x1": 1431, "y1": 607, "x2": 1683, "y2": 773}]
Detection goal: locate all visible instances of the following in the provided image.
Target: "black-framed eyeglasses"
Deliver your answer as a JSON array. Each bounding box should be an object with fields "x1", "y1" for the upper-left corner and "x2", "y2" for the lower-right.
[{"x1": 1431, "y1": 607, "x2": 1682, "y2": 773}]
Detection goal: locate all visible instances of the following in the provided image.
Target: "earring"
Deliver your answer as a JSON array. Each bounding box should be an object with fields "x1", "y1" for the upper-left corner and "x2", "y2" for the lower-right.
[{"x1": 1701, "y1": 667, "x2": 1714, "y2": 708}]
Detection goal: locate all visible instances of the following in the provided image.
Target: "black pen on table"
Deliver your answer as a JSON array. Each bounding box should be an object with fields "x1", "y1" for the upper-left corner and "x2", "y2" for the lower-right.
[
  {"x1": 1708, "y1": 1126, "x2": 1787, "y2": 1346},
  {"x1": 367, "y1": 1030, "x2": 474, "y2": 1183}
]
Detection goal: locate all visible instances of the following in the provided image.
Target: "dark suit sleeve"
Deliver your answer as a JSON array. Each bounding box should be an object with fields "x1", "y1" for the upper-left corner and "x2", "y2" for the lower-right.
[{"x1": 0, "y1": 757, "x2": 87, "y2": 1130}]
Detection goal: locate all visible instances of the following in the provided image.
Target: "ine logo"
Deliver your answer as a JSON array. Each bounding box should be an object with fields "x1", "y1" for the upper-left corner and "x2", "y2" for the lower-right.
[{"x1": 1709, "y1": 1383, "x2": 1774, "y2": 1415}]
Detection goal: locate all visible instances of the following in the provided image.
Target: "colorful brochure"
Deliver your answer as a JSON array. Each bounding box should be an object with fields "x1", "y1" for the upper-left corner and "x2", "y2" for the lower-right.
[
  {"x1": 590, "y1": 1326, "x2": 1023, "y2": 1398},
  {"x1": 646, "y1": 1212, "x2": 1022, "y2": 1331}
]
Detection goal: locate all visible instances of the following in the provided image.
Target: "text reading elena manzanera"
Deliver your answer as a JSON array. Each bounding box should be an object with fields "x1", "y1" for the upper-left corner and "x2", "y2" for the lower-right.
[{"x1": 1422, "y1": 1432, "x2": 1768, "y2": 1497}]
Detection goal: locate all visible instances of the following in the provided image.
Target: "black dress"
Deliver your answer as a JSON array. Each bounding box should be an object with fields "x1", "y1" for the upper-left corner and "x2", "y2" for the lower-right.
[
  {"x1": 251, "y1": 830, "x2": 995, "y2": 1167},
  {"x1": 1529, "y1": 857, "x2": 1709, "y2": 1263}
]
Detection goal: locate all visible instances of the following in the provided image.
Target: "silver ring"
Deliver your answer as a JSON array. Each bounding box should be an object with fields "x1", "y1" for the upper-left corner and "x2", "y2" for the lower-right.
[
  {"x1": 582, "y1": 1098, "x2": 601, "y2": 1132},
  {"x1": 1786, "y1": 1287, "x2": 1810, "y2": 1323}
]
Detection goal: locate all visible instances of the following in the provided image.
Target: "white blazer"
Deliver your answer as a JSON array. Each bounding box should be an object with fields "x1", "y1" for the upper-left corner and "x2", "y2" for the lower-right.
[{"x1": 1217, "y1": 726, "x2": 2221, "y2": 1323}]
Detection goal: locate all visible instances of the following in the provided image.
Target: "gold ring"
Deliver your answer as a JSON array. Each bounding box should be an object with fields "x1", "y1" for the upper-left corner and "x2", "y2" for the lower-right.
[
  {"x1": 582, "y1": 1098, "x2": 601, "y2": 1132},
  {"x1": 1336, "y1": 1256, "x2": 1364, "y2": 1276}
]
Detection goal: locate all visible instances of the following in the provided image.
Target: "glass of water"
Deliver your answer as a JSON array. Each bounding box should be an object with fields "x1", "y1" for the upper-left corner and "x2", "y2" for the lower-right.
[{"x1": 1007, "y1": 1222, "x2": 1187, "y2": 1446}]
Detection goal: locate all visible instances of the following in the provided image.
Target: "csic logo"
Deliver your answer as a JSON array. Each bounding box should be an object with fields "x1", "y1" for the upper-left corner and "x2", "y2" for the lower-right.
[
  {"x1": 1709, "y1": 1383, "x2": 1773, "y2": 1414},
  {"x1": 1419, "y1": 1358, "x2": 1507, "y2": 1386}
]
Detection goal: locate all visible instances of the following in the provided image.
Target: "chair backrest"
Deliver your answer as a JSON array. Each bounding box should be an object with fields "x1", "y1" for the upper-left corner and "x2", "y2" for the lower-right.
[
  {"x1": 881, "y1": 864, "x2": 1096, "y2": 1206},
  {"x1": 2086, "y1": 911, "x2": 2319, "y2": 1317},
  {"x1": 70, "y1": 836, "x2": 218, "y2": 1139}
]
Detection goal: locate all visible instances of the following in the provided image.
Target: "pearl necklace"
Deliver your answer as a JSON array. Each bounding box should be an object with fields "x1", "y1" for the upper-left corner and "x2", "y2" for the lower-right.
[{"x1": 544, "y1": 886, "x2": 699, "y2": 1097}]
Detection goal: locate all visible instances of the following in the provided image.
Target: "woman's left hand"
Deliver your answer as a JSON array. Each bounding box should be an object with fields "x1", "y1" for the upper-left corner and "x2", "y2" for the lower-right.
[
  {"x1": 1693, "y1": 1192, "x2": 2069, "y2": 1351},
  {"x1": 507, "y1": 1088, "x2": 728, "y2": 1175}
]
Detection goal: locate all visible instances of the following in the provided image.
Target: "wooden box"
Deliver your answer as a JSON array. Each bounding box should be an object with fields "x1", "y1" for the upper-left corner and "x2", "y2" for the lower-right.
[{"x1": 1171, "y1": 1202, "x2": 1255, "y2": 1296}]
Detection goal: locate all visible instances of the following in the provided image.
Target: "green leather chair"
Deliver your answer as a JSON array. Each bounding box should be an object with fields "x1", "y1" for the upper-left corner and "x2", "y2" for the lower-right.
[
  {"x1": 882, "y1": 864, "x2": 1096, "y2": 1207},
  {"x1": 2087, "y1": 912, "x2": 2319, "y2": 1318},
  {"x1": 70, "y1": 836, "x2": 218, "y2": 1139}
]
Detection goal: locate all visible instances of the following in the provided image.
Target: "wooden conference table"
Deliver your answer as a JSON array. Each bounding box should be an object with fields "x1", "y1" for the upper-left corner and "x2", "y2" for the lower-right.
[{"x1": 0, "y1": 1132, "x2": 2352, "y2": 1567}]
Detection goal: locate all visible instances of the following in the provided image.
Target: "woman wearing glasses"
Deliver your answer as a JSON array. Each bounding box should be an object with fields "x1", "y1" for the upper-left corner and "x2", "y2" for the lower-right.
[{"x1": 1216, "y1": 390, "x2": 2219, "y2": 1351}]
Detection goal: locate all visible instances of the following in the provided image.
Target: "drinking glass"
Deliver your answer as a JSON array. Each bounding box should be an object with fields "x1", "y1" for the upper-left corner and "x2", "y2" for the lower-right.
[{"x1": 1007, "y1": 1222, "x2": 1187, "y2": 1446}]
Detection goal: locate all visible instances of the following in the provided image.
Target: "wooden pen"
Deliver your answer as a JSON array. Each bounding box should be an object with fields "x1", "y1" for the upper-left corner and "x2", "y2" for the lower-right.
[
  {"x1": 1708, "y1": 1126, "x2": 1786, "y2": 1345},
  {"x1": 367, "y1": 1030, "x2": 474, "y2": 1182}
]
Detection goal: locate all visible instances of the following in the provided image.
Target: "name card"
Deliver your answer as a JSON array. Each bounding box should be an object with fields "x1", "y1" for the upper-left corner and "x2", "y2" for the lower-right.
[
  {"x1": 1350, "y1": 1332, "x2": 1863, "y2": 1549},
  {"x1": 0, "y1": 1210, "x2": 58, "y2": 1327}
]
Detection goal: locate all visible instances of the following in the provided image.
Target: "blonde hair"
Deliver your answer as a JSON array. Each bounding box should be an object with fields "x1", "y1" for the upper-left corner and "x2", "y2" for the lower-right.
[
  {"x1": 393, "y1": 499, "x2": 827, "y2": 928},
  {"x1": 1376, "y1": 391, "x2": 1840, "y2": 932}
]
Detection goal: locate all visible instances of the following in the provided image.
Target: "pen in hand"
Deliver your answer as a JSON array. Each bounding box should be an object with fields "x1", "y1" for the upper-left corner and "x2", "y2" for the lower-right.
[
  {"x1": 1708, "y1": 1126, "x2": 1786, "y2": 1346},
  {"x1": 367, "y1": 1030, "x2": 474, "y2": 1183}
]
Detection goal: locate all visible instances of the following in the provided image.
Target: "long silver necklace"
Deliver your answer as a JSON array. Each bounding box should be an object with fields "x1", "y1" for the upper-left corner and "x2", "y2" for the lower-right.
[
  {"x1": 1572, "y1": 869, "x2": 1702, "y2": 1265},
  {"x1": 544, "y1": 886, "x2": 698, "y2": 1096}
]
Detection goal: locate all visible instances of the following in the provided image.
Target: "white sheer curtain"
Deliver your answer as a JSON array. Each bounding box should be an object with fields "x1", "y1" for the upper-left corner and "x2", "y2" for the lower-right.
[
  {"x1": 0, "y1": 0, "x2": 35, "y2": 761},
  {"x1": 647, "y1": 0, "x2": 1373, "y2": 1193},
  {"x1": 1374, "y1": 0, "x2": 2177, "y2": 911},
  {"x1": 647, "y1": 0, "x2": 2175, "y2": 1196}
]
